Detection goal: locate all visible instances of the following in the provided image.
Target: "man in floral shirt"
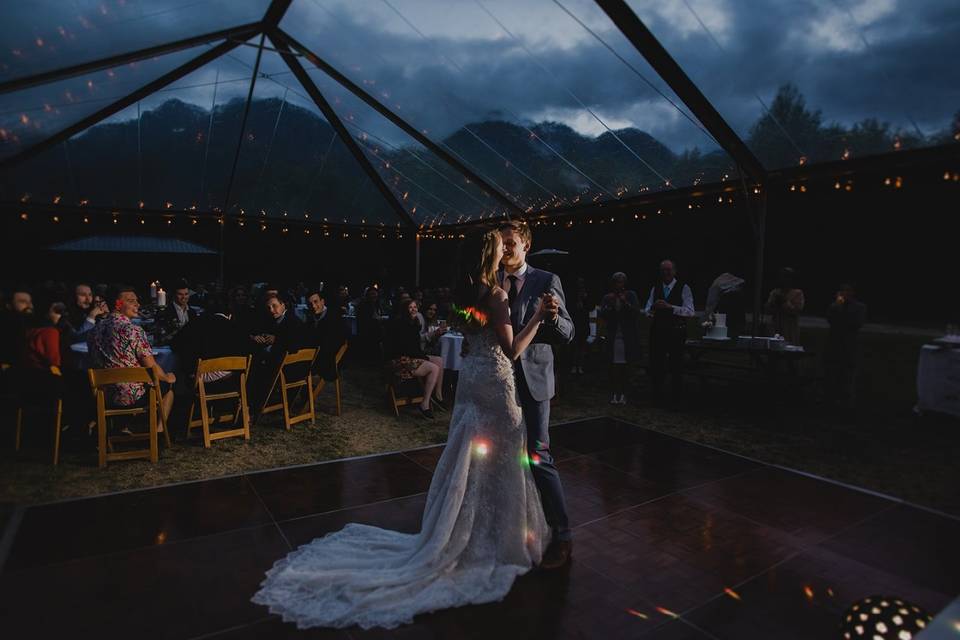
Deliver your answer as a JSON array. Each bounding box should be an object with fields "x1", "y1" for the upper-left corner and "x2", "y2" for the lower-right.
[{"x1": 88, "y1": 286, "x2": 176, "y2": 421}]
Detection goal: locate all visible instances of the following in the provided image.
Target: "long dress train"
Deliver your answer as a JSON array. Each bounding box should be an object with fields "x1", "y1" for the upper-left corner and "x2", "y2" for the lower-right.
[{"x1": 252, "y1": 329, "x2": 550, "y2": 629}]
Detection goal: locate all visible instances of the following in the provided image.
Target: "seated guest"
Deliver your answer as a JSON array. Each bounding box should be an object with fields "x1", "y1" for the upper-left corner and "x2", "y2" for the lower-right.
[
  {"x1": 384, "y1": 299, "x2": 440, "y2": 419},
  {"x1": 248, "y1": 294, "x2": 304, "y2": 417},
  {"x1": 228, "y1": 285, "x2": 256, "y2": 335},
  {"x1": 419, "y1": 302, "x2": 447, "y2": 357},
  {"x1": 335, "y1": 284, "x2": 352, "y2": 316},
  {"x1": 158, "y1": 280, "x2": 196, "y2": 337},
  {"x1": 1, "y1": 286, "x2": 33, "y2": 365},
  {"x1": 88, "y1": 285, "x2": 176, "y2": 423},
  {"x1": 304, "y1": 289, "x2": 346, "y2": 382},
  {"x1": 21, "y1": 297, "x2": 63, "y2": 370},
  {"x1": 171, "y1": 293, "x2": 251, "y2": 438},
  {"x1": 67, "y1": 283, "x2": 108, "y2": 343}
]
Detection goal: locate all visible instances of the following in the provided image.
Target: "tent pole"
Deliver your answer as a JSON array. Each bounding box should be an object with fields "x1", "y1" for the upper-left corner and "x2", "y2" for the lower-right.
[
  {"x1": 751, "y1": 190, "x2": 767, "y2": 337},
  {"x1": 415, "y1": 233, "x2": 421, "y2": 287}
]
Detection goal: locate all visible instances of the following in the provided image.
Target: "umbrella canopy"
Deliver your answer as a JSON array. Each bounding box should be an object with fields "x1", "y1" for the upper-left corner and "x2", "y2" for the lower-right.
[
  {"x1": 528, "y1": 249, "x2": 570, "y2": 257},
  {"x1": 47, "y1": 235, "x2": 216, "y2": 255}
]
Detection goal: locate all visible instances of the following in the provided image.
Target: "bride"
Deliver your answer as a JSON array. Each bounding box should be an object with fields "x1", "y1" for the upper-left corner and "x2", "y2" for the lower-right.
[{"x1": 252, "y1": 230, "x2": 552, "y2": 630}]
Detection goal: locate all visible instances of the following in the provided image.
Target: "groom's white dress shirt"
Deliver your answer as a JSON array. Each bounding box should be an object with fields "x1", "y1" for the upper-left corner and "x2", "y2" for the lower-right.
[{"x1": 502, "y1": 262, "x2": 529, "y2": 296}]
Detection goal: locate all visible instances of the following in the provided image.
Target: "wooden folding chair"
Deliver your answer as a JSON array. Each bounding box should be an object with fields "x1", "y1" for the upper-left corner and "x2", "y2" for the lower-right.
[
  {"x1": 186, "y1": 355, "x2": 252, "y2": 448},
  {"x1": 260, "y1": 347, "x2": 317, "y2": 430},
  {"x1": 312, "y1": 342, "x2": 348, "y2": 416},
  {"x1": 386, "y1": 374, "x2": 425, "y2": 417},
  {"x1": 88, "y1": 367, "x2": 161, "y2": 468},
  {"x1": 15, "y1": 365, "x2": 64, "y2": 465}
]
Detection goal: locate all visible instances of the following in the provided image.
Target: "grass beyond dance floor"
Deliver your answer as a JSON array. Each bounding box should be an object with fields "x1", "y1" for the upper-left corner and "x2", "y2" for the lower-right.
[{"x1": 2, "y1": 328, "x2": 958, "y2": 516}]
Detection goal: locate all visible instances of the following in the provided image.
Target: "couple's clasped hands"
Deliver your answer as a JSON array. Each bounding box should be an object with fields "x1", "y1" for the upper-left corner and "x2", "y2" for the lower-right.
[{"x1": 530, "y1": 293, "x2": 560, "y2": 324}]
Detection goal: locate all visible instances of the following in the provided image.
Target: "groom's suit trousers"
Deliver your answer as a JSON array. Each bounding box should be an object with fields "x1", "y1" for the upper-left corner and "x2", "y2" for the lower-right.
[{"x1": 516, "y1": 363, "x2": 572, "y2": 542}]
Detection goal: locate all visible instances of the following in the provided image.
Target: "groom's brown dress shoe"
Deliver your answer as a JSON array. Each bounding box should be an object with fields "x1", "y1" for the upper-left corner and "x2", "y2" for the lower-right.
[{"x1": 540, "y1": 540, "x2": 572, "y2": 570}]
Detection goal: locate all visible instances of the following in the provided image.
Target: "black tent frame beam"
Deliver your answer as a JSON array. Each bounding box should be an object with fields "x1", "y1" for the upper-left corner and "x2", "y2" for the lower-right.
[
  {"x1": 268, "y1": 32, "x2": 416, "y2": 229},
  {"x1": 0, "y1": 39, "x2": 244, "y2": 173},
  {"x1": 594, "y1": 0, "x2": 766, "y2": 185},
  {"x1": 272, "y1": 29, "x2": 524, "y2": 220},
  {"x1": 0, "y1": 22, "x2": 262, "y2": 95}
]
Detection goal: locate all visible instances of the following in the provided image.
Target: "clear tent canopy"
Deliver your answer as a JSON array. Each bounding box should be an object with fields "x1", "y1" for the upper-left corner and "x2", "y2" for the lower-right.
[{"x1": 1, "y1": 0, "x2": 957, "y2": 229}]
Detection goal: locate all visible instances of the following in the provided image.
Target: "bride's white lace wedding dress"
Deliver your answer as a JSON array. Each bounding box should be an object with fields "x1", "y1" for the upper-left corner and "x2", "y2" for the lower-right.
[{"x1": 252, "y1": 329, "x2": 550, "y2": 629}]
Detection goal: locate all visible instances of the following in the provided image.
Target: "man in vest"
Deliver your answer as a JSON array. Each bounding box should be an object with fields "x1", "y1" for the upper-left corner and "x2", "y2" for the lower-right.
[{"x1": 643, "y1": 259, "x2": 695, "y2": 404}]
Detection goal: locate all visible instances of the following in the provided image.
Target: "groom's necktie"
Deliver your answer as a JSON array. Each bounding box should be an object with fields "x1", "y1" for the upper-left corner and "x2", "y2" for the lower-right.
[{"x1": 507, "y1": 275, "x2": 519, "y2": 317}]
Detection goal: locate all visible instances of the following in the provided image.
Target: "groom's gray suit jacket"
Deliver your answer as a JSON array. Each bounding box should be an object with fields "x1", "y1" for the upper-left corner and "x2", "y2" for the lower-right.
[{"x1": 501, "y1": 266, "x2": 575, "y2": 402}]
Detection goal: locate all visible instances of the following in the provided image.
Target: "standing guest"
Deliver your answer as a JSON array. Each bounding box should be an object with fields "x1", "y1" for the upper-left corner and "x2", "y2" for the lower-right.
[
  {"x1": 766, "y1": 267, "x2": 805, "y2": 344},
  {"x1": 1, "y1": 286, "x2": 33, "y2": 365},
  {"x1": 67, "y1": 283, "x2": 108, "y2": 342},
  {"x1": 644, "y1": 259, "x2": 695, "y2": 404},
  {"x1": 824, "y1": 283, "x2": 867, "y2": 411},
  {"x1": 335, "y1": 285, "x2": 352, "y2": 317},
  {"x1": 87, "y1": 286, "x2": 176, "y2": 423},
  {"x1": 704, "y1": 272, "x2": 747, "y2": 339},
  {"x1": 384, "y1": 299, "x2": 440, "y2": 419},
  {"x1": 304, "y1": 289, "x2": 346, "y2": 383},
  {"x1": 229, "y1": 285, "x2": 255, "y2": 334},
  {"x1": 569, "y1": 276, "x2": 591, "y2": 375},
  {"x1": 600, "y1": 272, "x2": 641, "y2": 405},
  {"x1": 158, "y1": 280, "x2": 196, "y2": 336}
]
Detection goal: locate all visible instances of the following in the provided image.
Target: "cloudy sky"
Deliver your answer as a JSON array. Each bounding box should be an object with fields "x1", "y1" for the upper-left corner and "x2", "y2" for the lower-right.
[{"x1": 4, "y1": 0, "x2": 959, "y2": 158}]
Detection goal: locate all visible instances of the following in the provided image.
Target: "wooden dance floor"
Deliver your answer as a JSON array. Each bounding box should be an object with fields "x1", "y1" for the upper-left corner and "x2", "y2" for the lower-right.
[{"x1": 1, "y1": 417, "x2": 956, "y2": 639}]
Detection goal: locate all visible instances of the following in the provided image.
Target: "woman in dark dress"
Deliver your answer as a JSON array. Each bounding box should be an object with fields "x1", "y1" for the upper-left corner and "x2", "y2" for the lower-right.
[
  {"x1": 384, "y1": 300, "x2": 440, "y2": 419},
  {"x1": 599, "y1": 272, "x2": 641, "y2": 405}
]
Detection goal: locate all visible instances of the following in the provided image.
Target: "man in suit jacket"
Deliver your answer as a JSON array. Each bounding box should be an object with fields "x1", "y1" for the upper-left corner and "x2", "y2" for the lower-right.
[
  {"x1": 158, "y1": 282, "x2": 197, "y2": 338},
  {"x1": 499, "y1": 221, "x2": 574, "y2": 569},
  {"x1": 249, "y1": 293, "x2": 304, "y2": 419},
  {"x1": 304, "y1": 289, "x2": 346, "y2": 382}
]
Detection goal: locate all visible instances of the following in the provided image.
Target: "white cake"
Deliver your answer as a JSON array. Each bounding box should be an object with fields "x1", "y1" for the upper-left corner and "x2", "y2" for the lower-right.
[{"x1": 704, "y1": 313, "x2": 728, "y2": 340}]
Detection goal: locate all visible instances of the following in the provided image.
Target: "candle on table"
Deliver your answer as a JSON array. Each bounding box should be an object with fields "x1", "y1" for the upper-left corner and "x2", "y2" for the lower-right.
[
  {"x1": 150, "y1": 281, "x2": 157, "y2": 301},
  {"x1": 157, "y1": 288, "x2": 167, "y2": 307}
]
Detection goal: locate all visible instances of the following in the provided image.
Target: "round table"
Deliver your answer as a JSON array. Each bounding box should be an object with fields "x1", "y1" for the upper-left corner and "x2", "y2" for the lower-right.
[
  {"x1": 439, "y1": 332, "x2": 465, "y2": 371},
  {"x1": 71, "y1": 342, "x2": 177, "y2": 372}
]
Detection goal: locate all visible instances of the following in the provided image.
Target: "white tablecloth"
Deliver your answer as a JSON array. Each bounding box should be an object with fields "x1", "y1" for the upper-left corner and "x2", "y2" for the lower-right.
[
  {"x1": 917, "y1": 344, "x2": 960, "y2": 418},
  {"x1": 439, "y1": 332, "x2": 465, "y2": 371},
  {"x1": 71, "y1": 343, "x2": 177, "y2": 372}
]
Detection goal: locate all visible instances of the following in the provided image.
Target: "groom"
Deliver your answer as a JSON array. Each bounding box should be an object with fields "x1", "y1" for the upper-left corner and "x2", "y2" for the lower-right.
[{"x1": 499, "y1": 221, "x2": 574, "y2": 569}]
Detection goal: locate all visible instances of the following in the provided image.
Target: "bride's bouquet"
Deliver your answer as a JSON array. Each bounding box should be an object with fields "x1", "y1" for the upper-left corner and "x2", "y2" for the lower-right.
[{"x1": 449, "y1": 304, "x2": 488, "y2": 334}]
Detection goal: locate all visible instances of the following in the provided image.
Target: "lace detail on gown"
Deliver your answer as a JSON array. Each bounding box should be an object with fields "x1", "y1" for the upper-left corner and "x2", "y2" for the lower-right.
[{"x1": 251, "y1": 329, "x2": 550, "y2": 630}]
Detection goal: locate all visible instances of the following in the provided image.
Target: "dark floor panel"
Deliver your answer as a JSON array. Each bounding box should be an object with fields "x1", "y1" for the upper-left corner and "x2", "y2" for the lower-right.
[
  {"x1": 640, "y1": 620, "x2": 717, "y2": 639},
  {"x1": 682, "y1": 466, "x2": 893, "y2": 544},
  {"x1": 685, "y1": 545, "x2": 952, "y2": 640},
  {"x1": 550, "y1": 418, "x2": 658, "y2": 454},
  {"x1": 246, "y1": 454, "x2": 433, "y2": 521},
  {"x1": 0, "y1": 525, "x2": 290, "y2": 640},
  {"x1": 560, "y1": 456, "x2": 673, "y2": 526},
  {"x1": 821, "y1": 504, "x2": 960, "y2": 596},
  {"x1": 574, "y1": 493, "x2": 802, "y2": 613},
  {"x1": 589, "y1": 438, "x2": 759, "y2": 491},
  {"x1": 200, "y1": 616, "x2": 353, "y2": 639},
  {"x1": 3, "y1": 475, "x2": 272, "y2": 572},
  {"x1": 348, "y1": 561, "x2": 672, "y2": 640},
  {"x1": 401, "y1": 446, "x2": 445, "y2": 472},
  {"x1": 280, "y1": 493, "x2": 427, "y2": 549}
]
